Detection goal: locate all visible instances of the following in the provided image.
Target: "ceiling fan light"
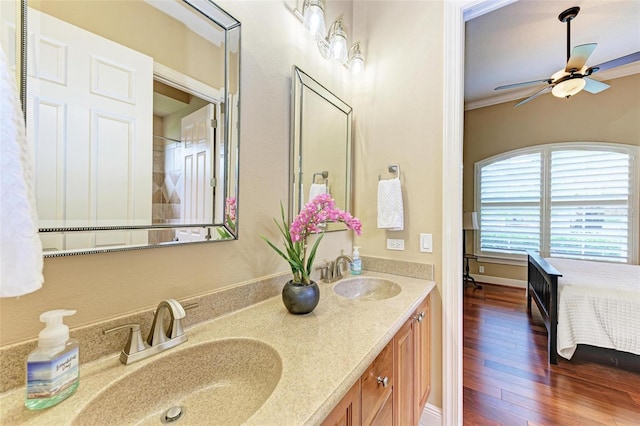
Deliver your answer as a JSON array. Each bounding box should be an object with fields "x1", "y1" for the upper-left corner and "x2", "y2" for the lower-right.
[{"x1": 552, "y1": 77, "x2": 586, "y2": 98}]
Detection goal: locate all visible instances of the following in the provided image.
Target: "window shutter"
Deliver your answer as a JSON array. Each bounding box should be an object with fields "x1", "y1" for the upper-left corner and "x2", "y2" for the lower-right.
[
  {"x1": 549, "y1": 150, "x2": 630, "y2": 262},
  {"x1": 479, "y1": 152, "x2": 541, "y2": 255}
]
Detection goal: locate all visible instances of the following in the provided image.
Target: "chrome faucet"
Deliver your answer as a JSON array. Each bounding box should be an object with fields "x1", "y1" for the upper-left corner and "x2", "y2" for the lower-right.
[
  {"x1": 104, "y1": 299, "x2": 197, "y2": 365},
  {"x1": 318, "y1": 255, "x2": 353, "y2": 283},
  {"x1": 147, "y1": 299, "x2": 186, "y2": 346}
]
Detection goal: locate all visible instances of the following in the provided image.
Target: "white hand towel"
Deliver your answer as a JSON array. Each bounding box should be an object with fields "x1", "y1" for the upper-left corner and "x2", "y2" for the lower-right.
[
  {"x1": 377, "y1": 177, "x2": 403, "y2": 231},
  {"x1": 0, "y1": 46, "x2": 44, "y2": 297},
  {"x1": 308, "y1": 183, "x2": 327, "y2": 202}
]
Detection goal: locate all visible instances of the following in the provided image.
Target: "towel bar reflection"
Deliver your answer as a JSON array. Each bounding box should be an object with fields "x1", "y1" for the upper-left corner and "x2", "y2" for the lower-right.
[
  {"x1": 312, "y1": 171, "x2": 329, "y2": 184},
  {"x1": 378, "y1": 164, "x2": 400, "y2": 181}
]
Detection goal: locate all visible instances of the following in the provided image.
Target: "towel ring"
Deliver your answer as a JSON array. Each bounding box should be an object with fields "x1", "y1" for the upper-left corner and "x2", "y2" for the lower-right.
[
  {"x1": 378, "y1": 164, "x2": 400, "y2": 181},
  {"x1": 312, "y1": 171, "x2": 329, "y2": 184}
]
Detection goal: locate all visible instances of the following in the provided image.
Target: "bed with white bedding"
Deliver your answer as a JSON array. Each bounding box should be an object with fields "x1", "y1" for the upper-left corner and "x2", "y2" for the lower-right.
[{"x1": 526, "y1": 251, "x2": 640, "y2": 364}]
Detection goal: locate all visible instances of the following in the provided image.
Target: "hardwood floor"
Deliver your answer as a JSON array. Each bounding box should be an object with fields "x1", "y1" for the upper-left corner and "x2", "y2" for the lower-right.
[{"x1": 463, "y1": 283, "x2": 640, "y2": 425}]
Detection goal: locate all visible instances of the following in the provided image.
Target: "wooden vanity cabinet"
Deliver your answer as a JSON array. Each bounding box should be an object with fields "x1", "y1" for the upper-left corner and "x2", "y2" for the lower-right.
[
  {"x1": 414, "y1": 295, "x2": 431, "y2": 420},
  {"x1": 361, "y1": 342, "x2": 394, "y2": 425},
  {"x1": 321, "y1": 294, "x2": 431, "y2": 426},
  {"x1": 322, "y1": 341, "x2": 393, "y2": 426},
  {"x1": 322, "y1": 379, "x2": 361, "y2": 426},
  {"x1": 394, "y1": 295, "x2": 431, "y2": 426}
]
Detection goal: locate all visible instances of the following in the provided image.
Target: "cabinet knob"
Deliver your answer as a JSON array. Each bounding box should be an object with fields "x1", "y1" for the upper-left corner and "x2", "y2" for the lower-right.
[
  {"x1": 412, "y1": 311, "x2": 425, "y2": 322},
  {"x1": 376, "y1": 376, "x2": 389, "y2": 387}
]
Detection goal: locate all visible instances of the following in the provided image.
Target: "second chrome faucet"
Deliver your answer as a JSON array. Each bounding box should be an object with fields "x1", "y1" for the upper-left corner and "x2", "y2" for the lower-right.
[
  {"x1": 104, "y1": 299, "x2": 197, "y2": 365},
  {"x1": 318, "y1": 255, "x2": 353, "y2": 283}
]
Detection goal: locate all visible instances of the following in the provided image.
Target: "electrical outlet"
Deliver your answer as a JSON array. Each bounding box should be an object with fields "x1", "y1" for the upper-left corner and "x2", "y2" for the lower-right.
[
  {"x1": 386, "y1": 239, "x2": 405, "y2": 251},
  {"x1": 479, "y1": 266, "x2": 485, "y2": 274}
]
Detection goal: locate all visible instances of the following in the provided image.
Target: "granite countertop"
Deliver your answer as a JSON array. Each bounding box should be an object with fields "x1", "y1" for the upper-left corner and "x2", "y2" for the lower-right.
[{"x1": 0, "y1": 271, "x2": 436, "y2": 425}]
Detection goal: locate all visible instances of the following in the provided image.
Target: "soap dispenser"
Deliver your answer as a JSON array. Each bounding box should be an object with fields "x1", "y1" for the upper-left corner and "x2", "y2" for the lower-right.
[
  {"x1": 25, "y1": 310, "x2": 79, "y2": 410},
  {"x1": 350, "y1": 246, "x2": 362, "y2": 275}
]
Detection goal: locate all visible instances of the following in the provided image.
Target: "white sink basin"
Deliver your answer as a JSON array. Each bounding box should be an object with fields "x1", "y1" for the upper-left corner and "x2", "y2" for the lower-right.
[
  {"x1": 333, "y1": 277, "x2": 401, "y2": 301},
  {"x1": 72, "y1": 338, "x2": 281, "y2": 425}
]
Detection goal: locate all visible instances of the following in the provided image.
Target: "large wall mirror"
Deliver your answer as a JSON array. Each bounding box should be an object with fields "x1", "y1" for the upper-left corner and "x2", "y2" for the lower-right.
[
  {"x1": 290, "y1": 66, "x2": 352, "y2": 231},
  {"x1": 8, "y1": 0, "x2": 240, "y2": 256}
]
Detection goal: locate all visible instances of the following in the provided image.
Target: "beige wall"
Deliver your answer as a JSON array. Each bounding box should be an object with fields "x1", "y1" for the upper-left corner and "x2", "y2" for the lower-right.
[
  {"x1": 352, "y1": 0, "x2": 444, "y2": 408},
  {"x1": 1, "y1": 0, "x2": 448, "y2": 411},
  {"x1": 463, "y1": 73, "x2": 640, "y2": 280},
  {"x1": 0, "y1": 0, "x2": 355, "y2": 344}
]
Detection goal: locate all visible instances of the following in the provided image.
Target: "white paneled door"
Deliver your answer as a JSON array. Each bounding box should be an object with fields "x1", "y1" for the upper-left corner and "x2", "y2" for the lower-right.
[
  {"x1": 176, "y1": 103, "x2": 215, "y2": 242},
  {"x1": 27, "y1": 8, "x2": 153, "y2": 251}
]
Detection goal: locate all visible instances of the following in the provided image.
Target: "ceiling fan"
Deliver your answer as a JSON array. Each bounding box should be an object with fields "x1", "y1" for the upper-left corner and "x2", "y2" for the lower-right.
[{"x1": 495, "y1": 6, "x2": 640, "y2": 107}]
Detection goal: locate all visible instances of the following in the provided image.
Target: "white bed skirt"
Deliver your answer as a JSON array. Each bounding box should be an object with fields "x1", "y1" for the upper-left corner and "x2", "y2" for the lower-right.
[{"x1": 545, "y1": 258, "x2": 640, "y2": 360}]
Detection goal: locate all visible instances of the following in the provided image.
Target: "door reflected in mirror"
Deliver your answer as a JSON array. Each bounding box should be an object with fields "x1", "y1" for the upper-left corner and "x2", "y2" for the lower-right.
[
  {"x1": 290, "y1": 67, "x2": 352, "y2": 231},
  {"x1": 21, "y1": 0, "x2": 240, "y2": 255}
]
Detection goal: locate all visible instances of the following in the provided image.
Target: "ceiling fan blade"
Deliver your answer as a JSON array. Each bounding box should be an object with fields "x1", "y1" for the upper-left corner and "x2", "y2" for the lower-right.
[
  {"x1": 514, "y1": 86, "x2": 552, "y2": 107},
  {"x1": 495, "y1": 79, "x2": 551, "y2": 91},
  {"x1": 583, "y1": 78, "x2": 610, "y2": 94},
  {"x1": 565, "y1": 43, "x2": 597, "y2": 72},
  {"x1": 587, "y1": 51, "x2": 640, "y2": 75}
]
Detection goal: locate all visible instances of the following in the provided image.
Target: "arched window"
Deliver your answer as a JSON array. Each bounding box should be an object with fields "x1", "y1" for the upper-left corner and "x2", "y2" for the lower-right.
[{"x1": 475, "y1": 143, "x2": 639, "y2": 263}]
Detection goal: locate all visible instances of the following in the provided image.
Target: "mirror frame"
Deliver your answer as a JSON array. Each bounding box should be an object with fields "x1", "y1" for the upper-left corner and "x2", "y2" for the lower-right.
[
  {"x1": 17, "y1": 0, "x2": 241, "y2": 256},
  {"x1": 289, "y1": 66, "x2": 352, "y2": 230}
]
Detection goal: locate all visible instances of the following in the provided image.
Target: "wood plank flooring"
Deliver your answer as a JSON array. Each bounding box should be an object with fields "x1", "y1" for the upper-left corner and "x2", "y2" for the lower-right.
[{"x1": 463, "y1": 283, "x2": 640, "y2": 425}]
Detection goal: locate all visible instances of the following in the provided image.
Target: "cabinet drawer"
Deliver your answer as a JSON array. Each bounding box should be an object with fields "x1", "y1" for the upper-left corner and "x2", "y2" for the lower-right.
[{"x1": 361, "y1": 341, "x2": 393, "y2": 425}]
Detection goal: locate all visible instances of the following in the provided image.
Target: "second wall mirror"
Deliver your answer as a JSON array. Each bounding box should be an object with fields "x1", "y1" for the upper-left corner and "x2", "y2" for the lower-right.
[{"x1": 290, "y1": 66, "x2": 352, "y2": 231}]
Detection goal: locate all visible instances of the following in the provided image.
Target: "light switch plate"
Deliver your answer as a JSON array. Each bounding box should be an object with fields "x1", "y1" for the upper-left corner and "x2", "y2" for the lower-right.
[{"x1": 420, "y1": 233, "x2": 432, "y2": 253}]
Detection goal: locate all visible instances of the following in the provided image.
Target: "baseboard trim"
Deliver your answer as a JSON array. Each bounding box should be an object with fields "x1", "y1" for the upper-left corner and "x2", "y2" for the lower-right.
[
  {"x1": 420, "y1": 403, "x2": 442, "y2": 426},
  {"x1": 470, "y1": 274, "x2": 526, "y2": 288}
]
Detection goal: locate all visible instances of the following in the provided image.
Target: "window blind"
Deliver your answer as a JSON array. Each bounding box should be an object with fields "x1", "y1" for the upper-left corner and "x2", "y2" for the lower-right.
[
  {"x1": 550, "y1": 150, "x2": 630, "y2": 262},
  {"x1": 479, "y1": 153, "x2": 541, "y2": 255},
  {"x1": 476, "y1": 144, "x2": 636, "y2": 263}
]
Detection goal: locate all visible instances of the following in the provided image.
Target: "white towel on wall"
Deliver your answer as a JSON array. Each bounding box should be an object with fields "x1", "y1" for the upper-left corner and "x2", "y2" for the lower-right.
[
  {"x1": 377, "y1": 177, "x2": 404, "y2": 231},
  {"x1": 308, "y1": 183, "x2": 327, "y2": 202},
  {"x1": 0, "y1": 46, "x2": 44, "y2": 298}
]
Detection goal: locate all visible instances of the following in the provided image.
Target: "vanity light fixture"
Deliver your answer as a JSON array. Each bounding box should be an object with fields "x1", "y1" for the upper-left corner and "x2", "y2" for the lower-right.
[
  {"x1": 347, "y1": 42, "x2": 364, "y2": 75},
  {"x1": 326, "y1": 18, "x2": 348, "y2": 64},
  {"x1": 294, "y1": 1, "x2": 365, "y2": 73},
  {"x1": 301, "y1": 0, "x2": 325, "y2": 41}
]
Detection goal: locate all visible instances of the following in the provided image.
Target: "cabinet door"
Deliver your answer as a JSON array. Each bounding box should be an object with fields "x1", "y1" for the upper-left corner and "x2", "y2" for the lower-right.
[
  {"x1": 362, "y1": 341, "x2": 394, "y2": 425},
  {"x1": 321, "y1": 379, "x2": 361, "y2": 426},
  {"x1": 370, "y1": 391, "x2": 393, "y2": 426},
  {"x1": 393, "y1": 318, "x2": 414, "y2": 426},
  {"x1": 414, "y1": 295, "x2": 431, "y2": 423}
]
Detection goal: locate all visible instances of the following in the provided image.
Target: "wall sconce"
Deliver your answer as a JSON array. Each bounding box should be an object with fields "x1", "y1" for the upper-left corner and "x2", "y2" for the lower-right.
[
  {"x1": 302, "y1": 0, "x2": 325, "y2": 41},
  {"x1": 294, "y1": 0, "x2": 365, "y2": 74}
]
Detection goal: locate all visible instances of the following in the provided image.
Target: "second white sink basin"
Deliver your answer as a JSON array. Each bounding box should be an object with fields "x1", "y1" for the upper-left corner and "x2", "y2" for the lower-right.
[
  {"x1": 72, "y1": 338, "x2": 282, "y2": 425},
  {"x1": 333, "y1": 277, "x2": 401, "y2": 301}
]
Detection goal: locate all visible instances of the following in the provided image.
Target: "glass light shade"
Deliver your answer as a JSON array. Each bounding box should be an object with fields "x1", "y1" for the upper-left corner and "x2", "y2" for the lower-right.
[
  {"x1": 348, "y1": 43, "x2": 364, "y2": 74},
  {"x1": 303, "y1": 1, "x2": 325, "y2": 40},
  {"x1": 329, "y1": 27, "x2": 348, "y2": 64},
  {"x1": 551, "y1": 77, "x2": 586, "y2": 98},
  {"x1": 349, "y1": 54, "x2": 364, "y2": 74}
]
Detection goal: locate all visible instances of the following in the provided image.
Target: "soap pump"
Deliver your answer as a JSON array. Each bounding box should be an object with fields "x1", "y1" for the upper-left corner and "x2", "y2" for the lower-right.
[
  {"x1": 350, "y1": 246, "x2": 362, "y2": 275},
  {"x1": 25, "y1": 310, "x2": 80, "y2": 410}
]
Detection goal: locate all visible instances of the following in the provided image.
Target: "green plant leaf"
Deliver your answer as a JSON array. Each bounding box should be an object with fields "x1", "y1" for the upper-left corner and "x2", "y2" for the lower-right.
[
  {"x1": 260, "y1": 235, "x2": 299, "y2": 270},
  {"x1": 306, "y1": 232, "x2": 325, "y2": 276}
]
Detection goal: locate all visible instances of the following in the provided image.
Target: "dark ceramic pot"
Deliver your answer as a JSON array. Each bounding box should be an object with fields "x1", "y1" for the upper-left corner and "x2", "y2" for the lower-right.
[{"x1": 282, "y1": 280, "x2": 320, "y2": 315}]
